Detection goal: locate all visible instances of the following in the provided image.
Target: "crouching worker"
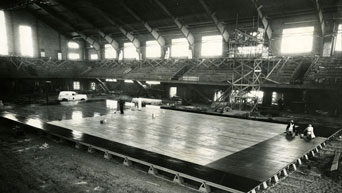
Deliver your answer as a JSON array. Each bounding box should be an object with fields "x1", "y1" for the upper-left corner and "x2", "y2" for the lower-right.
[
  {"x1": 285, "y1": 120, "x2": 296, "y2": 138},
  {"x1": 302, "y1": 124, "x2": 316, "y2": 140}
]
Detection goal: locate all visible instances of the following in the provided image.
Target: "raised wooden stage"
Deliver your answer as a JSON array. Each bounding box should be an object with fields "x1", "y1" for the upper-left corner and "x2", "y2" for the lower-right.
[{"x1": 0, "y1": 100, "x2": 340, "y2": 193}]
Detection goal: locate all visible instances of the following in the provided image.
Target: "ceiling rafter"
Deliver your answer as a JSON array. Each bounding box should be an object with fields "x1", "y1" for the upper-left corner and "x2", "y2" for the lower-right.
[
  {"x1": 42, "y1": 0, "x2": 101, "y2": 51},
  {"x1": 153, "y1": 0, "x2": 195, "y2": 53},
  {"x1": 119, "y1": 1, "x2": 166, "y2": 48},
  {"x1": 315, "y1": 0, "x2": 325, "y2": 36},
  {"x1": 198, "y1": 0, "x2": 229, "y2": 43},
  {"x1": 27, "y1": 4, "x2": 72, "y2": 39},
  {"x1": 51, "y1": 0, "x2": 120, "y2": 52},
  {"x1": 251, "y1": 0, "x2": 272, "y2": 41},
  {"x1": 88, "y1": 4, "x2": 141, "y2": 55}
]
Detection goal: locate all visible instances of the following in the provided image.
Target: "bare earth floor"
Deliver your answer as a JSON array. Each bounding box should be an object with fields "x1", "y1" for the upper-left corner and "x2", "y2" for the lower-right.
[{"x1": 0, "y1": 127, "x2": 197, "y2": 193}]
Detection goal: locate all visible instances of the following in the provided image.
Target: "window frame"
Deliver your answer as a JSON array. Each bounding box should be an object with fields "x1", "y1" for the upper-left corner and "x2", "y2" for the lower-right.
[
  {"x1": 280, "y1": 26, "x2": 315, "y2": 54},
  {"x1": 171, "y1": 38, "x2": 189, "y2": 58},
  {"x1": 200, "y1": 35, "x2": 223, "y2": 57}
]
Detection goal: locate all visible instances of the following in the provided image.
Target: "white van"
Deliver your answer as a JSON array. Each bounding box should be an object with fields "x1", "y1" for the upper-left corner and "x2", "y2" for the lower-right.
[{"x1": 57, "y1": 91, "x2": 87, "y2": 102}]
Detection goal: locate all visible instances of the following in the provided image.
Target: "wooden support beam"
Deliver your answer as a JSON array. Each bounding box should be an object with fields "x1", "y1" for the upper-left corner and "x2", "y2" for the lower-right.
[
  {"x1": 33, "y1": 2, "x2": 101, "y2": 51},
  {"x1": 251, "y1": 0, "x2": 272, "y2": 40},
  {"x1": 315, "y1": 0, "x2": 325, "y2": 36},
  {"x1": 120, "y1": 2, "x2": 165, "y2": 48},
  {"x1": 330, "y1": 152, "x2": 341, "y2": 171},
  {"x1": 92, "y1": 7, "x2": 141, "y2": 55},
  {"x1": 154, "y1": 0, "x2": 195, "y2": 53},
  {"x1": 198, "y1": 0, "x2": 229, "y2": 43},
  {"x1": 55, "y1": 1, "x2": 120, "y2": 52}
]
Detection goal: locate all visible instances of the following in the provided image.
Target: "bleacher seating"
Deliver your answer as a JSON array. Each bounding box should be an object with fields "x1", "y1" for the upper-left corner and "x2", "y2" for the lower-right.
[
  {"x1": 1, "y1": 56, "x2": 342, "y2": 87},
  {"x1": 148, "y1": 59, "x2": 190, "y2": 80},
  {"x1": 268, "y1": 57, "x2": 312, "y2": 84},
  {"x1": 84, "y1": 61, "x2": 135, "y2": 79},
  {"x1": 182, "y1": 59, "x2": 234, "y2": 82},
  {"x1": 304, "y1": 57, "x2": 342, "y2": 85}
]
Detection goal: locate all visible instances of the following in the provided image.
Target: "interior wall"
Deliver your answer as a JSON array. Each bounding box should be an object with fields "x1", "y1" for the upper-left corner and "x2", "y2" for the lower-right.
[
  {"x1": 3, "y1": 9, "x2": 341, "y2": 60},
  {"x1": 4, "y1": 10, "x2": 69, "y2": 59}
]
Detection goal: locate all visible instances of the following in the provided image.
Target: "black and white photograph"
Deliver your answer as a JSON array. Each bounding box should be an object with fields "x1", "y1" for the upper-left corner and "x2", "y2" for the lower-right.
[{"x1": 0, "y1": 0, "x2": 342, "y2": 193}]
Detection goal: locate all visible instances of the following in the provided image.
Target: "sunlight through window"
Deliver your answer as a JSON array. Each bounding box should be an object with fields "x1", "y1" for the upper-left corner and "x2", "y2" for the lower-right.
[
  {"x1": 124, "y1": 42, "x2": 139, "y2": 59},
  {"x1": 335, "y1": 24, "x2": 342, "y2": 51},
  {"x1": 90, "y1": 53, "x2": 98, "y2": 60},
  {"x1": 281, "y1": 26, "x2": 314, "y2": 54},
  {"x1": 68, "y1": 53, "x2": 80, "y2": 60},
  {"x1": 171, "y1": 38, "x2": 189, "y2": 58},
  {"x1": 19, "y1": 25, "x2": 34, "y2": 57},
  {"x1": 0, "y1": 10, "x2": 8, "y2": 55},
  {"x1": 146, "y1": 40, "x2": 161, "y2": 58},
  {"x1": 68, "y1": 41, "x2": 79, "y2": 49},
  {"x1": 124, "y1": 79, "x2": 134, "y2": 83},
  {"x1": 146, "y1": 81, "x2": 160, "y2": 85},
  {"x1": 201, "y1": 35, "x2": 222, "y2": 57},
  {"x1": 73, "y1": 81, "x2": 80, "y2": 90},
  {"x1": 104, "y1": 44, "x2": 116, "y2": 59}
]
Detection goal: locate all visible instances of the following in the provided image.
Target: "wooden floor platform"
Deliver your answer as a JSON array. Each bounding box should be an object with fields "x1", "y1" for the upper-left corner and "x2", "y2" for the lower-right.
[{"x1": 0, "y1": 100, "x2": 340, "y2": 193}]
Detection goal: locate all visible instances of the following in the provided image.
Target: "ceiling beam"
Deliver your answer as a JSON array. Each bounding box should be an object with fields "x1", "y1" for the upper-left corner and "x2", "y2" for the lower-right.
[
  {"x1": 153, "y1": 0, "x2": 195, "y2": 52},
  {"x1": 315, "y1": 0, "x2": 325, "y2": 36},
  {"x1": 89, "y1": 5, "x2": 141, "y2": 54},
  {"x1": 119, "y1": 2, "x2": 165, "y2": 48},
  {"x1": 27, "y1": 4, "x2": 72, "y2": 38},
  {"x1": 198, "y1": 0, "x2": 229, "y2": 43},
  {"x1": 42, "y1": 0, "x2": 100, "y2": 51},
  {"x1": 50, "y1": 1, "x2": 120, "y2": 52},
  {"x1": 251, "y1": 0, "x2": 272, "y2": 41}
]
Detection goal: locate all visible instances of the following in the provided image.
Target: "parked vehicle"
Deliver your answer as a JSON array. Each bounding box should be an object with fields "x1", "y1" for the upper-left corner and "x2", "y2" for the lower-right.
[{"x1": 57, "y1": 91, "x2": 87, "y2": 102}]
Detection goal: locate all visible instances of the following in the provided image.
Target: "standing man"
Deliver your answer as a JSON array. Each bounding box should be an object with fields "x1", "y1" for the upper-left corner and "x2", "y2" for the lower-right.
[{"x1": 119, "y1": 99, "x2": 125, "y2": 114}]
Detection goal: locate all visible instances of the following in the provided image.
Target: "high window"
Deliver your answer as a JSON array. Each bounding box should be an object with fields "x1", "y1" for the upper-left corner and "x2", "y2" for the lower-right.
[
  {"x1": 146, "y1": 81, "x2": 160, "y2": 85},
  {"x1": 68, "y1": 53, "x2": 80, "y2": 60},
  {"x1": 90, "y1": 82, "x2": 96, "y2": 90},
  {"x1": 335, "y1": 24, "x2": 342, "y2": 51},
  {"x1": 73, "y1": 81, "x2": 80, "y2": 90},
  {"x1": 281, "y1": 26, "x2": 314, "y2": 54},
  {"x1": 105, "y1": 78, "x2": 117, "y2": 82},
  {"x1": 68, "y1": 42, "x2": 79, "y2": 49},
  {"x1": 124, "y1": 42, "x2": 139, "y2": 60},
  {"x1": 146, "y1": 40, "x2": 161, "y2": 58},
  {"x1": 201, "y1": 35, "x2": 222, "y2": 57},
  {"x1": 124, "y1": 80, "x2": 134, "y2": 83},
  {"x1": 171, "y1": 38, "x2": 189, "y2": 58},
  {"x1": 104, "y1": 44, "x2": 116, "y2": 59},
  {"x1": 90, "y1": 53, "x2": 98, "y2": 60},
  {"x1": 68, "y1": 41, "x2": 80, "y2": 60},
  {"x1": 19, "y1": 25, "x2": 34, "y2": 57},
  {"x1": 0, "y1": 10, "x2": 8, "y2": 55},
  {"x1": 169, "y1": 87, "x2": 177, "y2": 97},
  {"x1": 57, "y1": 52, "x2": 62, "y2": 60}
]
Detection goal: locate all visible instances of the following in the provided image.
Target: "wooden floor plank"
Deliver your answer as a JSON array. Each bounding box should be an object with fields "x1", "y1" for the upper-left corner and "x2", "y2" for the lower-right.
[{"x1": 1, "y1": 101, "x2": 340, "y2": 192}]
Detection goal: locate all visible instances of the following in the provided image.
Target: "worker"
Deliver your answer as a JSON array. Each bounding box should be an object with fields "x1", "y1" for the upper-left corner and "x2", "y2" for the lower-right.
[
  {"x1": 285, "y1": 120, "x2": 296, "y2": 138},
  {"x1": 119, "y1": 99, "x2": 125, "y2": 114},
  {"x1": 303, "y1": 124, "x2": 316, "y2": 140}
]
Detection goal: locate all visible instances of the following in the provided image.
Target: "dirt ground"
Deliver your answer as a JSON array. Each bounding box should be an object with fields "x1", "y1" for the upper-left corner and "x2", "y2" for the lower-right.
[
  {"x1": 264, "y1": 137, "x2": 342, "y2": 193},
  {"x1": 0, "y1": 125, "x2": 197, "y2": 193}
]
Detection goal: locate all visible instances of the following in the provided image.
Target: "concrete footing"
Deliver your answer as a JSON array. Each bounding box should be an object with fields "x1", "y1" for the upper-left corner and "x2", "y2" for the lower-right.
[
  {"x1": 104, "y1": 151, "x2": 112, "y2": 160},
  {"x1": 199, "y1": 182, "x2": 211, "y2": 193},
  {"x1": 123, "y1": 157, "x2": 132, "y2": 166},
  {"x1": 148, "y1": 165, "x2": 158, "y2": 175},
  {"x1": 87, "y1": 146, "x2": 95, "y2": 153},
  {"x1": 75, "y1": 142, "x2": 81, "y2": 149},
  {"x1": 173, "y1": 173, "x2": 184, "y2": 184}
]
